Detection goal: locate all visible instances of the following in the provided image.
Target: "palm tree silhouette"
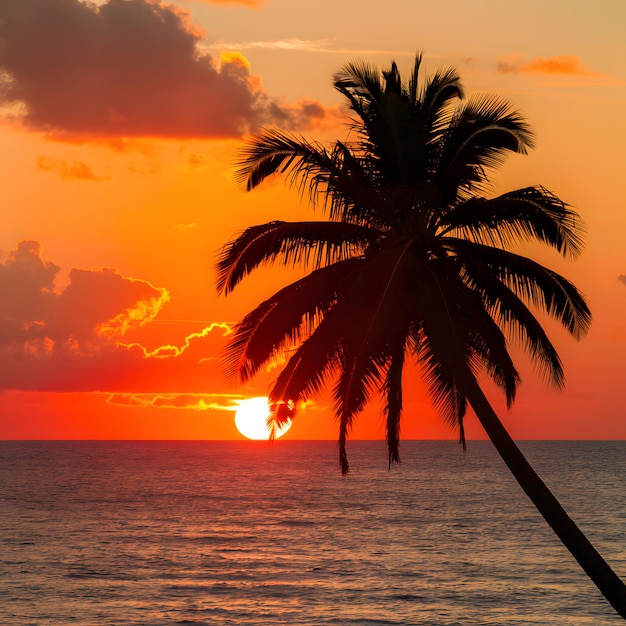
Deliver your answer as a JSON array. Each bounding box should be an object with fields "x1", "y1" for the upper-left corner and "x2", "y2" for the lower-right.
[{"x1": 217, "y1": 53, "x2": 626, "y2": 617}]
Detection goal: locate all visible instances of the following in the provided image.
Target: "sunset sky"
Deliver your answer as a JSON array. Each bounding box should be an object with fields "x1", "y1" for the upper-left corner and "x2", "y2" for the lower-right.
[{"x1": 1, "y1": 0, "x2": 625, "y2": 442}]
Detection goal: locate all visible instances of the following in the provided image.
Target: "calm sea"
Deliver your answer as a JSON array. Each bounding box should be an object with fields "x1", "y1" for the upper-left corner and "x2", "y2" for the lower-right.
[{"x1": 1, "y1": 440, "x2": 625, "y2": 625}]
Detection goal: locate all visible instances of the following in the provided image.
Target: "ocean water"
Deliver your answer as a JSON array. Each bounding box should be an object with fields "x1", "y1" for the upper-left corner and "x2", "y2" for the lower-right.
[{"x1": 1, "y1": 440, "x2": 625, "y2": 626}]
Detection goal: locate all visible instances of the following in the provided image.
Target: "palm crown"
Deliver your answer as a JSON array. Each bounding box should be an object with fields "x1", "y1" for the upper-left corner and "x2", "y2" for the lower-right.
[{"x1": 217, "y1": 53, "x2": 590, "y2": 473}]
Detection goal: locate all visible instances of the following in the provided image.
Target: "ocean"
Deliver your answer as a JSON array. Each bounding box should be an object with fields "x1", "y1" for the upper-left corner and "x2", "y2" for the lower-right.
[{"x1": 1, "y1": 440, "x2": 625, "y2": 625}]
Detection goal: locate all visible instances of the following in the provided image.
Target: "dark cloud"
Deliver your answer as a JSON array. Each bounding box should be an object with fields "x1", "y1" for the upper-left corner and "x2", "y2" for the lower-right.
[
  {"x1": 0, "y1": 241, "x2": 168, "y2": 347},
  {"x1": 0, "y1": 241, "x2": 60, "y2": 345},
  {"x1": 619, "y1": 275, "x2": 626, "y2": 286},
  {"x1": 0, "y1": 241, "x2": 242, "y2": 393},
  {"x1": 0, "y1": 0, "x2": 329, "y2": 140},
  {"x1": 0, "y1": 241, "x2": 165, "y2": 389}
]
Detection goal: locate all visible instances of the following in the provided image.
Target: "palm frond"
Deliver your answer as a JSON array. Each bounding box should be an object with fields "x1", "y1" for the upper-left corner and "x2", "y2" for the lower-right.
[
  {"x1": 267, "y1": 399, "x2": 296, "y2": 433},
  {"x1": 384, "y1": 343, "x2": 405, "y2": 467},
  {"x1": 268, "y1": 304, "x2": 347, "y2": 405},
  {"x1": 447, "y1": 239, "x2": 592, "y2": 339},
  {"x1": 407, "y1": 52, "x2": 423, "y2": 106},
  {"x1": 460, "y1": 257, "x2": 565, "y2": 387},
  {"x1": 236, "y1": 129, "x2": 389, "y2": 226},
  {"x1": 420, "y1": 66, "x2": 464, "y2": 136},
  {"x1": 415, "y1": 329, "x2": 468, "y2": 439},
  {"x1": 421, "y1": 269, "x2": 518, "y2": 402},
  {"x1": 224, "y1": 258, "x2": 364, "y2": 381},
  {"x1": 335, "y1": 345, "x2": 391, "y2": 475},
  {"x1": 235, "y1": 129, "x2": 326, "y2": 191},
  {"x1": 383, "y1": 61, "x2": 403, "y2": 95},
  {"x1": 436, "y1": 95, "x2": 535, "y2": 200},
  {"x1": 322, "y1": 141, "x2": 388, "y2": 224},
  {"x1": 333, "y1": 60, "x2": 385, "y2": 122},
  {"x1": 445, "y1": 186, "x2": 585, "y2": 258},
  {"x1": 216, "y1": 220, "x2": 373, "y2": 295},
  {"x1": 465, "y1": 314, "x2": 520, "y2": 407}
]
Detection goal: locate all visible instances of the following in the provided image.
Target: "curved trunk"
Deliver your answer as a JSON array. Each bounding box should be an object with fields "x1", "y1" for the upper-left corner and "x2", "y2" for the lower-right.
[{"x1": 459, "y1": 370, "x2": 626, "y2": 619}]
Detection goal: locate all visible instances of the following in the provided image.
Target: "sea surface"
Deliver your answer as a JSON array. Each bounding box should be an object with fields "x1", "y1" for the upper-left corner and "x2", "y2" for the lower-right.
[{"x1": 1, "y1": 440, "x2": 625, "y2": 625}]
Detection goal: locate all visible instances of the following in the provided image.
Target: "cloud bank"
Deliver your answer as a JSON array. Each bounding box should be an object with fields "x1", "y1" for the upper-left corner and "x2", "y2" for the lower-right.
[
  {"x1": 0, "y1": 241, "x2": 233, "y2": 393},
  {"x1": 0, "y1": 0, "x2": 329, "y2": 140}
]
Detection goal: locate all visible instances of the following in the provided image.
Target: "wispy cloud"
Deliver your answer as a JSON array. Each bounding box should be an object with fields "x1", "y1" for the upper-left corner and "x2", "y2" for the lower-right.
[
  {"x1": 121, "y1": 323, "x2": 232, "y2": 359},
  {"x1": 174, "y1": 222, "x2": 199, "y2": 231},
  {"x1": 106, "y1": 392, "x2": 242, "y2": 411},
  {"x1": 497, "y1": 54, "x2": 606, "y2": 78},
  {"x1": 618, "y1": 275, "x2": 626, "y2": 286},
  {"x1": 206, "y1": 38, "x2": 416, "y2": 57},
  {"x1": 193, "y1": 0, "x2": 264, "y2": 6},
  {"x1": 206, "y1": 38, "x2": 334, "y2": 52},
  {"x1": 37, "y1": 156, "x2": 109, "y2": 181}
]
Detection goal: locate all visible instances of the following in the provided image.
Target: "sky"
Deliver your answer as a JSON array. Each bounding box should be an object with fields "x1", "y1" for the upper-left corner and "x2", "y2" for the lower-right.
[{"x1": 1, "y1": 0, "x2": 625, "y2": 443}]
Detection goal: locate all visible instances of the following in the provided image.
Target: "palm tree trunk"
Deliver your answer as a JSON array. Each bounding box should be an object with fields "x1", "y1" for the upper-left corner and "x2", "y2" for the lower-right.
[{"x1": 459, "y1": 369, "x2": 626, "y2": 619}]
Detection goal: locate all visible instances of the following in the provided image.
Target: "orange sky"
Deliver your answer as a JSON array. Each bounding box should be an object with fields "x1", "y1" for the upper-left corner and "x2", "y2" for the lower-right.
[{"x1": 1, "y1": 0, "x2": 625, "y2": 442}]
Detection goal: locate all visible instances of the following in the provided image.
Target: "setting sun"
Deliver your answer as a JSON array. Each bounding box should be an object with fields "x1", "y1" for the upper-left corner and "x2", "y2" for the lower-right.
[{"x1": 234, "y1": 397, "x2": 292, "y2": 440}]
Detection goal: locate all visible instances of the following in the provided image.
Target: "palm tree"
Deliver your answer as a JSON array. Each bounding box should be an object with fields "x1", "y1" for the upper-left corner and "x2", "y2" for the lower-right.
[{"x1": 216, "y1": 53, "x2": 626, "y2": 617}]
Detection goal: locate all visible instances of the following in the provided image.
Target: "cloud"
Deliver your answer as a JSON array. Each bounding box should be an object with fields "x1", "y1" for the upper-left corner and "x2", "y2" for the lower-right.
[
  {"x1": 208, "y1": 38, "x2": 417, "y2": 58},
  {"x1": 198, "y1": 0, "x2": 264, "y2": 5},
  {"x1": 0, "y1": 0, "x2": 331, "y2": 141},
  {"x1": 106, "y1": 392, "x2": 242, "y2": 411},
  {"x1": 121, "y1": 322, "x2": 232, "y2": 358},
  {"x1": 209, "y1": 38, "x2": 334, "y2": 52},
  {"x1": 619, "y1": 275, "x2": 626, "y2": 286},
  {"x1": 0, "y1": 239, "x2": 168, "y2": 350},
  {"x1": 0, "y1": 241, "x2": 237, "y2": 392},
  {"x1": 496, "y1": 54, "x2": 604, "y2": 78},
  {"x1": 37, "y1": 156, "x2": 109, "y2": 181}
]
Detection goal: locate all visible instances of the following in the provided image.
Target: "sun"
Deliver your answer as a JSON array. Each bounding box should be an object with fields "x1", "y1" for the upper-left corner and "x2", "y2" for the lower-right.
[{"x1": 234, "y1": 397, "x2": 292, "y2": 440}]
